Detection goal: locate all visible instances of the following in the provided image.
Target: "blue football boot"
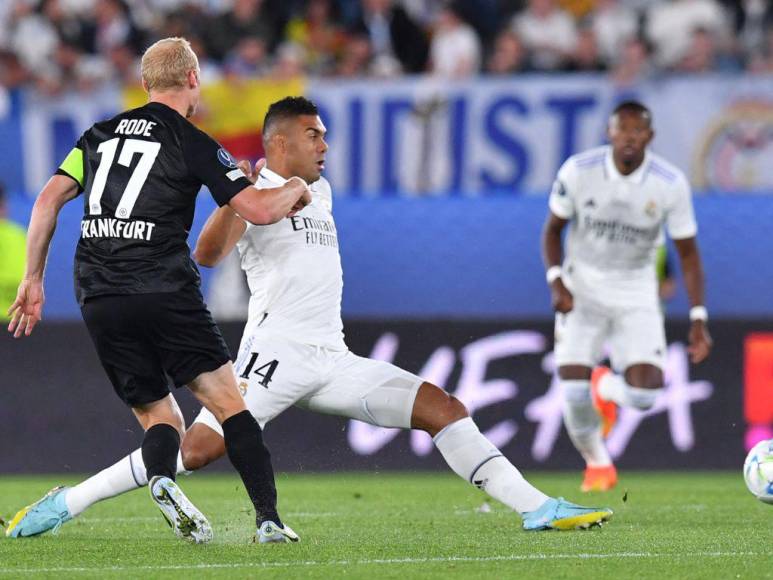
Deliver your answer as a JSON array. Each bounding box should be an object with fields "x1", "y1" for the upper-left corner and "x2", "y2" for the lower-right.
[
  {"x1": 5, "y1": 486, "x2": 72, "y2": 538},
  {"x1": 522, "y1": 497, "x2": 612, "y2": 531}
]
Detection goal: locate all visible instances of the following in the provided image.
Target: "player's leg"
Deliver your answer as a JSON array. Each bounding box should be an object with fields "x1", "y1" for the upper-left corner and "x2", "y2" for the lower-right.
[
  {"x1": 178, "y1": 328, "x2": 320, "y2": 543},
  {"x1": 184, "y1": 360, "x2": 310, "y2": 544},
  {"x1": 132, "y1": 394, "x2": 185, "y2": 483},
  {"x1": 595, "y1": 363, "x2": 663, "y2": 411},
  {"x1": 555, "y1": 304, "x2": 617, "y2": 491},
  {"x1": 148, "y1": 286, "x2": 293, "y2": 540},
  {"x1": 596, "y1": 307, "x2": 666, "y2": 412},
  {"x1": 85, "y1": 294, "x2": 213, "y2": 543},
  {"x1": 7, "y1": 413, "x2": 192, "y2": 537},
  {"x1": 49, "y1": 414, "x2": 227, "y2": 533},
  {"x1": 302, "y1": 351, "x2": 612, "y2": 530},
  {"x1": 129, "y1": 393, "x2": 213, "y2": 544},
  {"x1": 7, "y1": 294, "x2": 209, "y2": 540},
  {"x1": 410, "y1": 382, "x2": 613, "y2": 529},
  {"x1": 410, "y1": 381, "x2": 550, "y2": 511},
  {"x1": 186, "y1": 360, "x2": 293, "y2": 538},
  {"x1": 61, "y1": 450, "x2": 179, "y2": 519}
]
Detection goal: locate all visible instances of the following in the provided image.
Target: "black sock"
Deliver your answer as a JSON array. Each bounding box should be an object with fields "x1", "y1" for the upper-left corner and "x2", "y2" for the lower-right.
[
  {"x1": 142, "y1": 423, "x2": 180, "y2": 482},
  {"x1": 222, "y1": 410, "x2": 281, "y2": 527}
]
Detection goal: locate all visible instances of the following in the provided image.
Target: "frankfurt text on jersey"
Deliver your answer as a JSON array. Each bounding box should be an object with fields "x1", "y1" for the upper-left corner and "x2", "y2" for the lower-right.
[{"x1": 80, "y1": 217, "x2": 156, "y2": 241}]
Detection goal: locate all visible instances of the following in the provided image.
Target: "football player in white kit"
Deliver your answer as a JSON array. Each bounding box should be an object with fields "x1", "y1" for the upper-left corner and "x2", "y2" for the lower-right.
[
  {"x1": 9, "y1": 97, "x2": 612, "y2": 538},
  {"x1": 542, "y1": 101, "x2": 712, "y2": 492}
]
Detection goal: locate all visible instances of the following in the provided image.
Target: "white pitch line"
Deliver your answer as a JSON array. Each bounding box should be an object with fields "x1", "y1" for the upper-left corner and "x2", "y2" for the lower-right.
[
  {"x1": 79, "y1": 517, "x2": 158, "y2": 523},
  {"x1": 1, "y1": 551, "x2": 762, "y2": 575},
  {"x1": 80, "y1": 512, "x2": 340, "y2": 523}
]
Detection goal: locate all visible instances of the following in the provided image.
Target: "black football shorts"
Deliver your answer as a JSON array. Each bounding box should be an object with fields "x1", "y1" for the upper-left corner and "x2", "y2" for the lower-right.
[{"x1": 81, "y1": 287, "x2": 231, "y2": 407}]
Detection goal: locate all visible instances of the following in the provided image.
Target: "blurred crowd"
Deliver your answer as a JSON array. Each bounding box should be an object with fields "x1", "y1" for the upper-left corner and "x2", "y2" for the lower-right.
[{"x1": 0, "y1": 0, "x2": 772, "y2": 94}]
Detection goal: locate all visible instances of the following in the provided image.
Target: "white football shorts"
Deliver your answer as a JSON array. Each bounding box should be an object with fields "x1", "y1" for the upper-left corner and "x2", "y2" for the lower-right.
[
  {"x1": 554, "y1": 298, "x2": 666, "y2": 371},
  {"x1": 193, "y1": 329, "x2": 424, "y2": 434}
]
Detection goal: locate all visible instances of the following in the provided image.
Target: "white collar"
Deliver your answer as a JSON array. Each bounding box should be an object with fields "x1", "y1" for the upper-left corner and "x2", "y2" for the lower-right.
[
  {"x1": 604, "y1": 147, "x2": 650, "y2": 185},
  {"x1": 258, "y1": 166, "x2": 288, "y2": 185}
]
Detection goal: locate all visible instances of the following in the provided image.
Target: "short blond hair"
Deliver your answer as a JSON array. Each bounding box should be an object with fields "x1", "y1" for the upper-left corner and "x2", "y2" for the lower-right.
[{"x1": 141, "y1": 37, "x2": 200, "y2": 92}]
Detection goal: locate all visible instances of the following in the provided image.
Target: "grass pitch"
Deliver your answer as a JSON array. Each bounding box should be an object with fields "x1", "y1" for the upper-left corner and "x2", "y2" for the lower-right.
[{"x1": 0, "y1": 471, "x2": 770, "y2": 579}]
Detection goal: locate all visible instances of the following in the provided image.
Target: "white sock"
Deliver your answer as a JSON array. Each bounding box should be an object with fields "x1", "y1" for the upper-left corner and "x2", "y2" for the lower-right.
[
  {"x1": 65, "y1": 449, "x2": 190, "y2": 517},
  {"x1": 433, "y1": 417, "x2": 549, "y2": 514},
  {"x1": 598, "y1": 373, "x2": 660, "y2": 410},
  {"x1": 561, "y1": 380, "x2": 612, "y2": 467}
]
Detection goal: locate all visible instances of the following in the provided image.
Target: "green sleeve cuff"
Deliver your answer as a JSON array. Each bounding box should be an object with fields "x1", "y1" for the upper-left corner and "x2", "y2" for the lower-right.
[{"x1": 59, "y1": 147, "x2": 84, "y2": 188}]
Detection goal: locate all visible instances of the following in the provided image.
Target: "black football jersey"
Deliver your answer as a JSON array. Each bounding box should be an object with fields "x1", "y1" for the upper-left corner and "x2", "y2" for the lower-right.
[{"x1": 56, "y1": 101, "x2": 252, "y2": 304}]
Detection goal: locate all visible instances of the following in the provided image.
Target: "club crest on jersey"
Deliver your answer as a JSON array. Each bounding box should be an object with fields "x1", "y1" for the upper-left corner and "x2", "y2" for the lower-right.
[
  {"x1": 217, "y1": 148, "x2": 238, "y2": 169},
  {"x1": 645, "y1": 200, "x2": 658, "y2": 217}
]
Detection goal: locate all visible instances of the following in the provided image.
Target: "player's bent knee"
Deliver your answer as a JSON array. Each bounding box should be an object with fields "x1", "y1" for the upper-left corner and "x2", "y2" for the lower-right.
[
  {"x1": 445, "y1": 395, "x2": 469, "y2": 424},
  {"x1": 413, "y1": 384, "x2": 470, "y2": 435},
  {"x1": 180, "y1": 425, "x2": 225, "y2": 471},
  {"x1": 180, "y1": 445, "x2": 215, "y2": 471},
  {"x1": 626, "y1": 386, "x2": 660, "y2": 411},
  {"x1": 433, "y1": 395, "x2": 469, "y2": 432},
  {"x1": 180, "y1": 446, "x2": 206, "y2": 471},
  {"x1": 625, "y1": 364, "x2": 663, "y2": 390}
]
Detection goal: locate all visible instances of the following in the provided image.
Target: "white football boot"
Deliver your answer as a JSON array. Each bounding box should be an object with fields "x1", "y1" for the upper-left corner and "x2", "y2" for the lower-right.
[
  {"x1": 257, "y1": 520, "x2": 300, "y2": 544},
  {"x1": 149, "y1": 476, "x2": 213, "y2": 544}
]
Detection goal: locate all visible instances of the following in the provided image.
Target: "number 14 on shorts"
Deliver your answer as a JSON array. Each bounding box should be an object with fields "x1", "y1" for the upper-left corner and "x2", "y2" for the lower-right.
[{"x1": 239, "y1": 352, "x2": 279, "y2": 388}]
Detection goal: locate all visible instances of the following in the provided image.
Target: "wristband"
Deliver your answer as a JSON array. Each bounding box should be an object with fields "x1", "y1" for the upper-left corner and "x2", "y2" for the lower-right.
[
  {"x1": 689, "y1": 305, "x2": 708, "y2": 322},
  {"x1": 546, "y1": 265, "x2": 562, "y2": 284}
]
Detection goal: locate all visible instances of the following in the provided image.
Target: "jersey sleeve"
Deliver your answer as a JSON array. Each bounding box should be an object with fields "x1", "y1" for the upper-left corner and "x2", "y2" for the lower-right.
[
  {"x1": 56, "y1": 136, "x2": 86, "y2": 192},
  {"x1": 183, "y1": 126, "x2": 253, "y2": 206},
  {"x1": 316, "y1": 176, "x2": 333, "y2": 211},
  {"x1": 666, "y1": 175, "x2": 698, "y2": 239},
  {"x1": 548, "y1": 159, "x2": 577, "y2": 219}
]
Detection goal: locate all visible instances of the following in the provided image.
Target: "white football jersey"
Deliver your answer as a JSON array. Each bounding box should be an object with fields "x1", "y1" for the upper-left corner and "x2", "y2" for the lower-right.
[
  {"x1": 236, "y1": 167, "x2": 345, "y2": 350},
  {"x1": 549, "y1": 145, "x2": 697, "y2": 308}
]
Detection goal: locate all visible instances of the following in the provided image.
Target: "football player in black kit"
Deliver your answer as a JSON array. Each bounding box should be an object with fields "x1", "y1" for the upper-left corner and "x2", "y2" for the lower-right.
[{"x1": 6, "y1": 37, "x2": 309, "y2": 544}]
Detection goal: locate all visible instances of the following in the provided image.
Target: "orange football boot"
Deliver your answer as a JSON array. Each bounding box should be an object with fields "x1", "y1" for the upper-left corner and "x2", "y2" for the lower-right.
[
  {"x1": 590, "y1": 366, "x2": 618, "y2": 438},
  {"x1": 581, "y1": 465, "x2": 618, "y2": 492}
]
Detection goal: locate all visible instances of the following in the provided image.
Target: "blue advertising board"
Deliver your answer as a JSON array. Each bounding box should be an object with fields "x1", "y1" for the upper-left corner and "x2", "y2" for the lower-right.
[{"x1": 7, "y1": 194, "x2": 773, "y2": 320}]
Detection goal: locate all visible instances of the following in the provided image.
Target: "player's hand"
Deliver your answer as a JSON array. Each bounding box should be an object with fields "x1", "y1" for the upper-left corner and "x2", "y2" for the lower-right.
[
  {"x1": 687, "y1": 320, "x2": 712, "y2": 364},
  {"x1": 550, "y1": 279, "x2": 574, "y2": 313},
  {"x1": 286, "y1": 177, "x2": 312, "y2": 217},
  {"x1": 237, "y1": 158, "x2": 266, "y2": 184},
  {"x1": 7, "y1": 278, "x2": 45, "y2": 338}
]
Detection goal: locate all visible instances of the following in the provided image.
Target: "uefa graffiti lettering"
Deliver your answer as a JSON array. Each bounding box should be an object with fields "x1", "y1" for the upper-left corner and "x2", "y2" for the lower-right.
[{"x1": 347, "y1": 330, "x2": 714, "y2": 462}]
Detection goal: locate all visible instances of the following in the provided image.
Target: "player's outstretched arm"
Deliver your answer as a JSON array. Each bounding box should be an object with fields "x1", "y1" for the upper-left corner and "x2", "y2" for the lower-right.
[
  {"x1": 7, "y1": 175, "x2": 80, "y2": 338},
  {"x1": 228, "y1": 177, "x2": 311, "y2": 226},
  {"x1": 541, "y1": 211, "x2": 573, "y2": 314},
  {"x1": 193, "y1": 205, "x2": 248, "y2": 267},
  {"x1": 674, "y1": 236, "x2": 712, "y2": 363}
]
